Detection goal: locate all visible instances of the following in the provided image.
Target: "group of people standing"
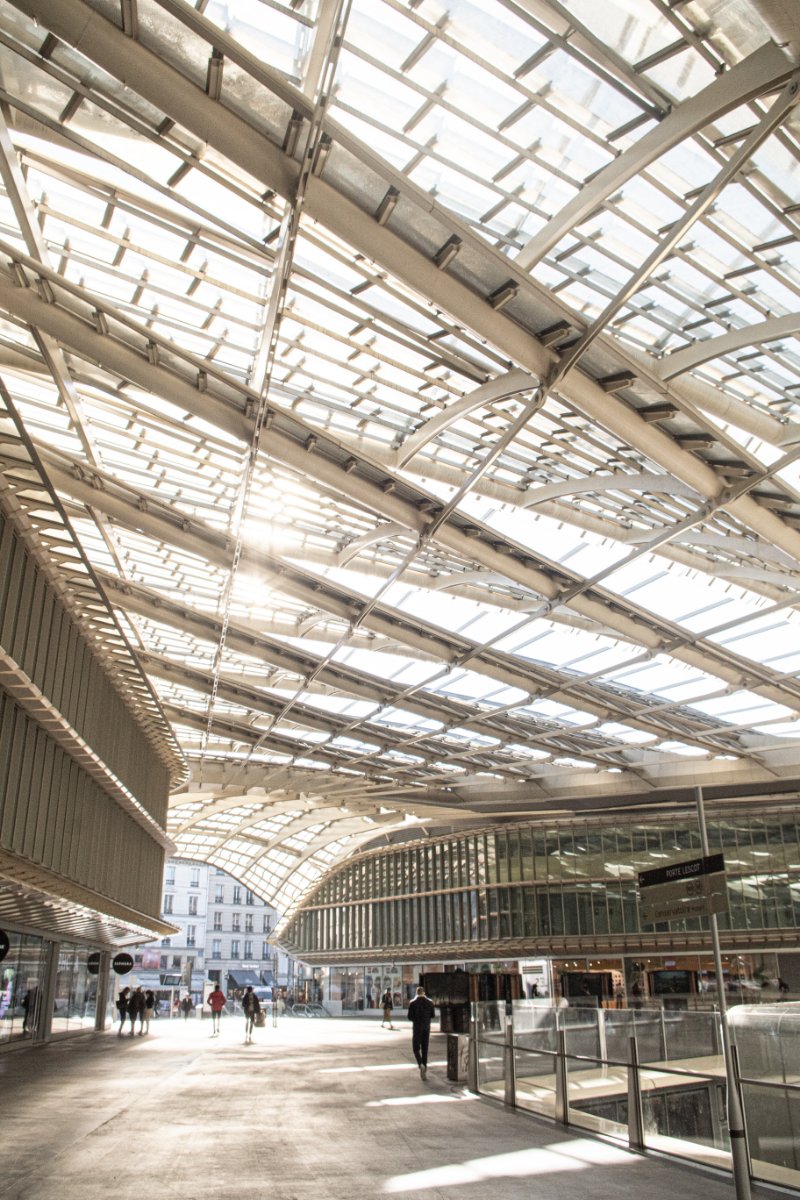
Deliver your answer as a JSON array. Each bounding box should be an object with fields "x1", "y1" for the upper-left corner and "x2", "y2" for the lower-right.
[
  {"x1": 117, "y1": 984, "x2": 263, "y2": 1043},
  {"x1": 115, "y1": 980, "x2": 437, "y2": 1080},
  {"x1": 116, "y1": 986, "x2": 156, "y2": 1036}
]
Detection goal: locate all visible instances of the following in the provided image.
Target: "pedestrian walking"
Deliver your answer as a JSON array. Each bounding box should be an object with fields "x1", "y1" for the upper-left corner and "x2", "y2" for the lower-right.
[
  {"x1": 180, "y1": 994, "x2": 194, "y2": 1021},
  {"x1": 128, "y1": 986, "x2": 145, "y2": 1035},
  {"x1": 407, "y1": 985, "x2": 435, "y2": 1080},
  {"x1": 116, "y1": 986, "x2": 130, "y2": 1036},
  {"x1": 206, "y1": 984, "x2": 227, "y2": 1035},
  {"x1": 143, "y1": 989, "x2": 156, "y2": 1033},
  {"x1": 380, "y1": 987, "x2": 395, "y2": 1029},
  {"x1": 242, "y1": 985, "x2": 261, "y2": 1043}
]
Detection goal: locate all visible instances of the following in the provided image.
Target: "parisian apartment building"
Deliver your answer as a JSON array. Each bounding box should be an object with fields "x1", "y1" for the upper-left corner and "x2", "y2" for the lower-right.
[{"x1": 131, "y1": 858, "x2": 289, "y2": 1003}]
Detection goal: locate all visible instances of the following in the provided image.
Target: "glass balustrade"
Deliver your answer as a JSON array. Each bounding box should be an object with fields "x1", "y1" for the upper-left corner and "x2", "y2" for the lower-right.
[{"x1": 471, "y1": 998, "x2": 800, "y2": 1188}]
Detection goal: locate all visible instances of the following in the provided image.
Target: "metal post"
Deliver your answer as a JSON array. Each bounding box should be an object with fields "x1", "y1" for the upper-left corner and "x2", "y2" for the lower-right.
[
  {"x1": 597, "y1": 1006, "x2": 608, "y2": 1067},
  {"x1": 37, "y1": 939, "x2": 60, "y2": 1043},
  {"x1": 627, "y1": 1034, "x2": 645, "y2": 1150},
  {"x1": 554, "y1": 1027, "x2": 569, "y2": 1126},
  {"x1": 695, "y1": 786, "x2": 751, "y2": 1200},
  {"x1": 503, "y1": 1001, "x2": 516, "y2": 1108},
  {"x1": 468, "y1": 1005, "x2": 479, "y2": 1094},
  {"x1": 94, "y1": 950, "x2": 111, "y2": 1031}
]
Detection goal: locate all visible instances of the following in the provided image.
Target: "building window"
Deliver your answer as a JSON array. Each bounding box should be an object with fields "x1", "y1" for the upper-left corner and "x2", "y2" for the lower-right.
[
  {"x1": 171, "y1": 955, "x2": 182, "y2": 970},
  {"x1": 212, "y1": 939, "x2": 222, "y2": 960},
  {"x1": 262, "y1": 942, "x2": 270, "y2": 959},
  {"x1": 165, "y1": 866, "x2": 175, "y2": 885},
  {"x1": 244, "y1": 941, "x2": 253, "y2": 958},
  {"x1": 160, "y1": 955, "x2": 168, "y2": 970},
  {"x1": 232, "y1": 886, "x2": 242, "y2": 904},
  {"x1": 263, "y1": 916, "x2": 271, "y2": 933},
  {"x1": 187, "y1": 925, "x2": 196, "y2": 949},
  {"x1": 245, "y1": 914, "x2": 253, "y2": 933},
  {"x1": 231, "y1": 914, "x2": 240, "y2": 932},
  {"x1": 163, "y1": 894, "x2": 174, "y2": 914},
  {"x1": 215, "y1": 886, "x2": 224, "y2": 903},
  {"x1": 215, "y1": 867, "x2": 225, "y2": 875},
  {"x1": 190, "y1": 867, "x2": 200, "y2": 887},
  {"x1": 231, "y1": 940, "x2": 240, "y2": 958},
  {"x1": 161, "y1": 937, "x2": 171, "y2": 947},
  {"x1": 246, "y1": 889, "x2": 255, "y2": 905},
  {"x1": 213, "y1": 913, "x2": 222, "y2": 931},
  {"x1": 188, "y1": 895, "x2": 199, "y2": 916}
]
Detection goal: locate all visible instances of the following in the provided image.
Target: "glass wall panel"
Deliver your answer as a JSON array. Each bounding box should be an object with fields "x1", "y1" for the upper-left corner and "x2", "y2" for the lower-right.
[
  {"x1": 0, "y1": 931, "x2": 47, "y2": 1044},
  {"x1": 52, "y1": 943, "x2": 95, "y2": 1036}
]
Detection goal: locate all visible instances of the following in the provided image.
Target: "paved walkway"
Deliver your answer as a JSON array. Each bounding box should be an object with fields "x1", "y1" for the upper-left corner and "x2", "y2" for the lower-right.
[{"x1": 0, "y1": 1016, "x2": 741, "y2": 1200}]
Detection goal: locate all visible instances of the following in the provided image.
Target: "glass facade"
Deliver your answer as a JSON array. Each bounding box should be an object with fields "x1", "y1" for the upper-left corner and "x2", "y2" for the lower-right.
[
  {"x1": 51, "y1": 944, "x2": 100, "y2": 1038},
  {"x1": 0, "y1": 931, "x2": 48, "y2": 1044},
  {"x1": 0, "y1": 933, "x2": 105, "y2": 1045},
  {"x1": 280, "y1": 812, "x2": 800, "y2": 961}
]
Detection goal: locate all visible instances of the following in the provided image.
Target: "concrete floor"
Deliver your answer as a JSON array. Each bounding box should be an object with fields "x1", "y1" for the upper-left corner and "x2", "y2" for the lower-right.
[{"x1": 0, "y1": 1016, "x2": 744, "y2": 1200}]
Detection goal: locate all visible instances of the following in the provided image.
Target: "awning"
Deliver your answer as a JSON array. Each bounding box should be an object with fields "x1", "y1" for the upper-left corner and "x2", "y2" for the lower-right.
[
  {"x1": 259, "y1": 970, "x2": 274, "y2": 986},
  {"x1": 227, "y1": 969, "x2": 261, "y2": 988}
]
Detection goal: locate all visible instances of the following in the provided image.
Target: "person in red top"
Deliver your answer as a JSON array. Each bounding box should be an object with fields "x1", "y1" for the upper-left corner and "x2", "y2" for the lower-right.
[{"x1": 206, "y1": 985, "x2": 228, "y2": 1035}]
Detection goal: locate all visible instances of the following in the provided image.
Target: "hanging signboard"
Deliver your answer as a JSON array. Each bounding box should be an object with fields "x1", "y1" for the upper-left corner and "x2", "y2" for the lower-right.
[
  {"x1": 112, "y1": 952, "x2": 134, "y2": 975},
  {"x1": 87, "y1": 952, "x2": 101, "y2": 976},
  {"x1": 0, "y1": 930, "x2": 9, "y2": 963},
  {"x1": 638, "y1": 853, "x2": 728, "y2": 925}
]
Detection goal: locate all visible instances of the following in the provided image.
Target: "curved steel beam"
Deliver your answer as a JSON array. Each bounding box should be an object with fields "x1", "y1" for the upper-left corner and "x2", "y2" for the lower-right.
[
  {"x1": 336, "y1": 522, "x2": 411, "y2": 565},
  {"x1": 521, "y1": 471, "x2": 700, "y2": 507},
  {"x1": 37, "y1": 440, "x2": 800, "y2": 723},
  {"x1": 396, "y1": 368, "x2": 534, "y2": 466},
  {"x1": 515, "y1": 41, "x2": 794, "y2": 269},
  {"x1": 660, "y1": 313, "x2": 800, "y2": 380},
  {"x1": 13, "y1": 0, "x2": 800, "y2": 583}
]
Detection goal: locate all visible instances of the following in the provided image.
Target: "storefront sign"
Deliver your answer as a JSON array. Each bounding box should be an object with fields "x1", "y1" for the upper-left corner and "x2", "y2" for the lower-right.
[
  {"x1": 87, "y1": 951, "x2": 101, "y2": 975},
  {"x1": 112, "y1": 952, "x2": 134, "y2": 975},
  {"x1": 0, "y1": 930, "x2": 9, "y2": 963}
]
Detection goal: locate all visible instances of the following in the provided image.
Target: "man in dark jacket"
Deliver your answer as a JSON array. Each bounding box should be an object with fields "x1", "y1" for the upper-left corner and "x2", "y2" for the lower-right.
[{"x1": 407, "y1": 986, "x2": 435, "y2": 1080}]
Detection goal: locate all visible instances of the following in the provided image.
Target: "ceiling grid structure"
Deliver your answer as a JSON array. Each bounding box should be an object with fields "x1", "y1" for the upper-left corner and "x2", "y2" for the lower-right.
[{"x1": 0, "y1": 0, "x2": 798, "y2": 918}]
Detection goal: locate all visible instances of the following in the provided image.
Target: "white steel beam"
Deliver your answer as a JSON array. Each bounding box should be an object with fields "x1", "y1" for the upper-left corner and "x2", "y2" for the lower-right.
[
  {"x1": 396, "y1": 369, "x2": 534, "y2": 466},
  {"x1": 9, "y1": 0, "x2": 800, "y2": 580},
  {"x1": 660, "y1": 313, "x2": 800, "y2": 379},
  {"x1": 515, "y1": 42, "x2": 794, "y2": 270}
]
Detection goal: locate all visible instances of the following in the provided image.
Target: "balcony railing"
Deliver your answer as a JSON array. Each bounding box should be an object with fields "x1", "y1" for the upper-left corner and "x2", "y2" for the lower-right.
[{"x1": 469, "y1": 999, "x2": 800, "y2": 1190}]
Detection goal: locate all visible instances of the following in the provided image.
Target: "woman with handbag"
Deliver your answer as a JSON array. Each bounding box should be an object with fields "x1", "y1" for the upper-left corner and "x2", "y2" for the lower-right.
[
  {"x1": 380, "y1": 988, "x2": 395, "y2": 1029},
  {"x1": 242, "y1": 986, "x2": 261, "y2": 1043}
]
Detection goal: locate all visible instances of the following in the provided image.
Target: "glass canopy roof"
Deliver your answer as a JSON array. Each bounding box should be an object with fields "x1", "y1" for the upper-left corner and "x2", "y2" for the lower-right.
[{"x1": 0, "y1": 0, "x2": 799, "y2": 917}]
